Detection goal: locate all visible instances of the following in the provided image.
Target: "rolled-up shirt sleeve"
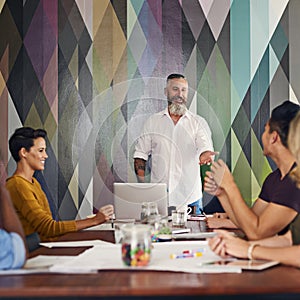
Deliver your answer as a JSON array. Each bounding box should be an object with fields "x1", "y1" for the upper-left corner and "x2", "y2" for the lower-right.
[
  {"x1": 195, "y1": 118, "x2": 214, "y2": 156},
  {"x1": 0, "y1": 229, "x2": 26, "y2": 270},
  {"x1": 133, "y1": 119, "x2": 152, "y2": 161}
]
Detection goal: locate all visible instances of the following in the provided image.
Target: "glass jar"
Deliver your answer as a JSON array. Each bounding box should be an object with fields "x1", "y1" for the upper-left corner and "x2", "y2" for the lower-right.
[
  {"x1": 140, "y1": 202, "x2": 150, "y2": 223},
  {"x1": 149, "y1": 202, "x2": 159, "y2": 217},
  {"x1": 140, "y1": 202, "x2": 159, "y2": 224},
  {"x1": 121, "y1": 224, "x2": 152, "y2": 267}
]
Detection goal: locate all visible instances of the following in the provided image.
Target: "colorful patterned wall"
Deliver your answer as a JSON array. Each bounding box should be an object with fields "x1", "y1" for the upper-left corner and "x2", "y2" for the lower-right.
[{"x1": 0, "y1": 0, "x2": 299, "y2": 219}]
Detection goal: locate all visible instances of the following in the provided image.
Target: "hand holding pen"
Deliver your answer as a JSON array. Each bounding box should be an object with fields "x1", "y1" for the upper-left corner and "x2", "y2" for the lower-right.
[{"x1": 99, "y1": 204, "x2": 114, "y2": 220}]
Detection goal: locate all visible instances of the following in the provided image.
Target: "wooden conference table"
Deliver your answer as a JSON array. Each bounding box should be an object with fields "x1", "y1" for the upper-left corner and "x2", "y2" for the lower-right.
[{"x1": 1, "y1": 221, "x2": 300, "y2": 300}]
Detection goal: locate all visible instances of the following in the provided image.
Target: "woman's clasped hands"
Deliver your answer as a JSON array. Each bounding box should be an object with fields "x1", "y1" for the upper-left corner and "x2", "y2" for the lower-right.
[{"x1": 208, "y1": 230, "x2": 250, "y2": 259}]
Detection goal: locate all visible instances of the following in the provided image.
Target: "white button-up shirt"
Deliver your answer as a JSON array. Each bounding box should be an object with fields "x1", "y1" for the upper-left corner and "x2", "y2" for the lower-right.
[{"x1": 133, "y1": 108, "x2": 214, "y2": 207}]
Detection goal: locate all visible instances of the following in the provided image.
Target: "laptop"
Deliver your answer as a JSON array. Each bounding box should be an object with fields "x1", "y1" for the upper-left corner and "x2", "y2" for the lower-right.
[{"x1": 113, "y1": 182, "x2": 168, "y2": 220}]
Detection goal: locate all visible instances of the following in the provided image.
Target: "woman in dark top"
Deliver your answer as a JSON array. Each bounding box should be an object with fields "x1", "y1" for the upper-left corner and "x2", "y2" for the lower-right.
[{"x1": 208, "y1": 111, "x2": 300, "y2": 268}]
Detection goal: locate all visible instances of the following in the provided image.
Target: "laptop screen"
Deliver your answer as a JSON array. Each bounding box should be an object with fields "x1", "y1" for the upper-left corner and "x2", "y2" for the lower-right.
[{"x1": 113, "y1": 183, "x2": 168, "y2": 220}]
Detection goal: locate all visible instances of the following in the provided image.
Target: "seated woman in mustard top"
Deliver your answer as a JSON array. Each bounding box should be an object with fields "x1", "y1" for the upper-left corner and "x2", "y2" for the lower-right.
[{"x1": 6, "y1": 127, "x2": 114, "y2": 242}]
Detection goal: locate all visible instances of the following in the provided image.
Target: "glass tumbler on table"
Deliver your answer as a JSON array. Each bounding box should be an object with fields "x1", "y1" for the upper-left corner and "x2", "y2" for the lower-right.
[{"x1": 140, "y1": 201, "x2": 159, "y2": 224}]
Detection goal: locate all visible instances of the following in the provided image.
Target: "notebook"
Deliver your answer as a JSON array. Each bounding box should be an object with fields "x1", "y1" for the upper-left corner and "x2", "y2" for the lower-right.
[
  {"x1": 113, "y1": 183, "x2": 168, "y2": 220},
  {"x1": 199, "y1": 259, "x2": 279, "y2": 271}
]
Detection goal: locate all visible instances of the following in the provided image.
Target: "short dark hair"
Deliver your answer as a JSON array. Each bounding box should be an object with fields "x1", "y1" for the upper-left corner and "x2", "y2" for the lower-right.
[
  {"x1": 9, "y1": 127, "x2": 47, "y2": 162},
  {"x1": 269, "y1": 100, "x2": 300, "y2": 148},
  {"x1": 167, "y1": 73, "x2": 185, "y2": 81}
]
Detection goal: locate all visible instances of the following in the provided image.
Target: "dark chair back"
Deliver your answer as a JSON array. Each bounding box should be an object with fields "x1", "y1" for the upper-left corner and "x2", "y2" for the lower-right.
[{"x1": 26, "y1": 232, "x2": 40, "y2": 252}]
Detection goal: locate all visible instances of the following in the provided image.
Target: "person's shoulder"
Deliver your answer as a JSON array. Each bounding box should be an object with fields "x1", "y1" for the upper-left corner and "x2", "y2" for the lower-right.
[
  {"x1": 6, "y1": 176, "x2": 25, "y2": 196},
  {"x1": 0, "y1": 229, "x2": 16, "y2": 246},
  {"x1": 262, "y1": 168, "x2": 293, "y2": 187},
  {"x1": 148, "y1": 111, "x2": 162, "y2": 118},
  {"x1": 0, "y1": 228, "x2": 9, "y2": 238},
  {"x1": 0, "y1": 229, "x2": 11, "y2": 250},
  {"x1": 6, "y1": 175, "x2": 27, "y2": 186},
  {"x1": 263, "y1": 169, "x2": 279, "y2": 181},
  {"x1": 0, "y1": 229, "x2": 21, "y2": 241},
  {"x1": 7, "y1": 175, "x2": 39, "y2": 191},
  {"x1": 153, "y1": 109, "x2": 167, "y2": 117},
  {"x1": 187, "y1": 111, "x2": 210, "y2": 126},
  {"x1": 6, "y1": 175, "x2": 19, "y2": 187},
  {"x1": 187, "y1": 110, "x2": 207, "y2": 121},
  {"x1": 145, "y1": 109, "x2": 167, "y2": 122},
  {"x1": 4, "y1": 231, "x2": 26, "y2": 269}
]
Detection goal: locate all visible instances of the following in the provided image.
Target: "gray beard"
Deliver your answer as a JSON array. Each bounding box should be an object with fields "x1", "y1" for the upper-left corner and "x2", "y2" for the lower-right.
[{"x1": 168, "y1": 102, "x2": 187, "y2": 116}]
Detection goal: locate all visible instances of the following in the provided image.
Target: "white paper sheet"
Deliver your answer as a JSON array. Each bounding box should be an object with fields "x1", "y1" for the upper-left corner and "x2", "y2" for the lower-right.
[
  {"x1": 25, "y1": 255, "x2": 75, "y2": 269},
  {"x1": 0, "y1": 256, "x2": 75, "y2": 275},
  {"x1": 49, "y1": 241, "x2": 242, "y2": 274},
  {"x1": 40, "y1": 239, "x2": 114, "y2": 248},
  {"x1": 83, "y1": 223, "x2": 114, "y2": 231}
]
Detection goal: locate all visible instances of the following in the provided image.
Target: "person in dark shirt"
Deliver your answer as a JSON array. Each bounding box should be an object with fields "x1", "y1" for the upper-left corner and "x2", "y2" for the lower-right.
[
  {"x1": 208, "y1": 110, "x2": 300, "y2": 268},
  {"x1": 205, "y1": 101, "x2": 300, "y2": 240}
]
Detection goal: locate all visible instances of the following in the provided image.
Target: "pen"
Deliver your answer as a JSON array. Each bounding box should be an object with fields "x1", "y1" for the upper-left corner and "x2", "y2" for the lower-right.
[
  {"x1": 200, "y1": 208, "x2": 208, "y2": 219},
  {"x1": 170, "y1": 252, "x2": 202, "y2": 259},
  {"x1": 170, "y1": 253, "x2": 194, "y2": 259},
  {"x1": 111, "y1": 214, "x2": 115, "y2": 228}
]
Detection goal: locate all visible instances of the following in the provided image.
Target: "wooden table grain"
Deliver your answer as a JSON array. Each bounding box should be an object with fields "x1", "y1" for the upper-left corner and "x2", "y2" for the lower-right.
[{"x1": 1, "y1": 221, "x2": 300, "y2": 300}]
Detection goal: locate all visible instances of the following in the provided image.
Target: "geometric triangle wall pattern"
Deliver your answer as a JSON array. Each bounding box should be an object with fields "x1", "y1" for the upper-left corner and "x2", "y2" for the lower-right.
[{"x1": 0, "y1": 0, "x2": 299, "y2": 219}]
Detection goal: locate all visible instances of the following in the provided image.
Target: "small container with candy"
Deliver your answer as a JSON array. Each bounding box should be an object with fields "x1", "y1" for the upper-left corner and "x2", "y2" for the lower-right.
[{"x1": 121, "y1": 224, "x2": 152, "y2": 267}]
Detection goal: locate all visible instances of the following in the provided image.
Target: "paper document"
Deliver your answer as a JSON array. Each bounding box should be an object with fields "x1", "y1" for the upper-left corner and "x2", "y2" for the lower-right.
[
  {"x1": 0, "y1": 256, "x2": 75, "y2": 276},
  {"x1": 49, "y1": 241, "x2": 243, "y2": 274},
  {"x1": 84, "y1": 219, "x2": 135, "y2": 231},
  {"x1": 2, "y1": 240, "x2": 277, "y2": 275},
  {"x1": 172, "y1": 232, "x2": 217, "y2": 240},
  {"x1": 40, "y1": 239, "x2": 114, "y2": 248}
]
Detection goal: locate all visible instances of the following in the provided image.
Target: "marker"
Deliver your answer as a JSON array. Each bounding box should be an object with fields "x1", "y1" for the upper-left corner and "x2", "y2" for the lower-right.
[
  {"x1": 170, "y1": 250, "x2": 203, "y2": 259},
  {"x1": 183, "y1": 249, "x2": 203, "y2": 254},
  {"x1": 170, "y1": 253, "x2": 194, "y2": 259},
  {"x1": 183, "y1": 248, "x2": 204, "y2": 255}
]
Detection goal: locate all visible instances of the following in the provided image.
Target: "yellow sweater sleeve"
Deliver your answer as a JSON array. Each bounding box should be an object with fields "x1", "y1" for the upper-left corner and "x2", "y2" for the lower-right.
[{"x1": 6, "y1": 176, "x2": 77, "y2": 242}]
